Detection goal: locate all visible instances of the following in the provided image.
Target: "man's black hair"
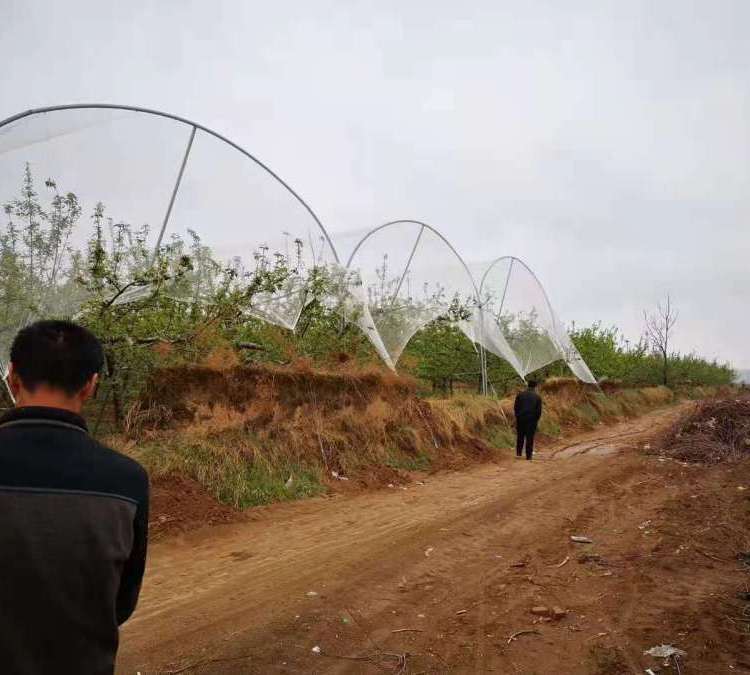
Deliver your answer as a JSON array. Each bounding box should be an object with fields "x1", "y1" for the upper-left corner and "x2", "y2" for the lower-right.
[
  {"x1": 526, "y1": 379, "x2": 538, "y2": 388},
  {"x1": 10, "y1": 320, "x2": 104, "y2": 396}
]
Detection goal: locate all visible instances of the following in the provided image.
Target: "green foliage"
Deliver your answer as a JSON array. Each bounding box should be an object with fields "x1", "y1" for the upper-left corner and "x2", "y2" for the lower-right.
[
  {"x1": 405, "y1": 319, "x2": 480, "y2": 393},
  {"x1": 0, "y1": 166, "x2": 85, "y2": 356},
  {"x1": 385, "y1": 448, "x2": 432, "y2": 471},
  {"x1": 486, "y1": 426, "x2": 516, "y2": 448},
  {"x1": 533, "y1": 322, "x2": 734, "y2": 388},
  {"x1": 403, "y1": 296, "x2": 523, "y2": 395},
  {"x1": 537, "y1": 416, "x2": 561, "y2": 437},
  {"x1": 131, "y1": 433, "x2": 325, "y2": 508}
]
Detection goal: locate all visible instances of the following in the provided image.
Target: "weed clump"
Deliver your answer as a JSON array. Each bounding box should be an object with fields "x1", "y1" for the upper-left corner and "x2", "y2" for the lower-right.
[{"x1": 588, "y1": 644, "x2": 630, "y2": 675}]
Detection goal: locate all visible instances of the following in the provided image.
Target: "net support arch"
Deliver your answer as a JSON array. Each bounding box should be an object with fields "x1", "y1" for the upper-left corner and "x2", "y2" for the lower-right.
[
  {"x1": 0, "y1": 103, "x2": 339, "y2": 265},
  {"x1": 346, "y1": 219, "x2": 489, "y2": 393},
  {"x1": 477, "y1": 255, "x2": 597, "y2": 385},
  {"x1": 0, "y1": 103, "x2": 342, "y2": 389}
]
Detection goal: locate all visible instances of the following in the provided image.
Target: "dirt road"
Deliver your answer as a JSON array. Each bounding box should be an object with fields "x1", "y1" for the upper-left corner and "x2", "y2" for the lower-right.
[{"x1": 118, "y1": 403, "x2": 750, "y2": 674}]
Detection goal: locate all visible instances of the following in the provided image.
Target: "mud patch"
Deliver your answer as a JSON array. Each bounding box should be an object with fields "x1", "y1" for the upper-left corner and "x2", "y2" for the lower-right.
[{"x1": 149, "y1": 475, "x2": 243, "y2": 540}]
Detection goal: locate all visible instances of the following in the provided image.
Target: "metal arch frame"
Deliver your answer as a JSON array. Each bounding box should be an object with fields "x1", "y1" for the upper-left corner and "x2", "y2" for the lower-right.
[
  {"x1": 346, "y1": 219, "x2": 489, "y2": 394},
  {"x1": 0, "y1": 103, "x2": 340, "y2": 263},
  {"x1": 480, "y1": 255, "x2": 563, "y2": 374},
  {"x1": 479, "y1": 255, "x2": 560, "y2": 335},
  {"x1": 479, "y1": 255, "x2": 596, "y2": 383},
  {"x1": 346, "y1": 220, "x2": 481, "y2": 296}
]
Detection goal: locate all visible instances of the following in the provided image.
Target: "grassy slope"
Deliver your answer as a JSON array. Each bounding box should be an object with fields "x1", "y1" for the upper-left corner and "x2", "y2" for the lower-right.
[{"x1": 110, "y1": 365, "x2": 729, "y2": 510}]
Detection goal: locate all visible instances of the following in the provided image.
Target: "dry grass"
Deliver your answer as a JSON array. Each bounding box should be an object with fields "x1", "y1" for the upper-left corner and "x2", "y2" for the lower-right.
[
  {"x1": 114, "y1": 366, "x2": 717, "y2": 509},
  {"x1": 117, "y1": 364, "x2": 491, "y2": 507},
  {"x1": 657, "y1": 396, "x2": 750, "y2": 464}
]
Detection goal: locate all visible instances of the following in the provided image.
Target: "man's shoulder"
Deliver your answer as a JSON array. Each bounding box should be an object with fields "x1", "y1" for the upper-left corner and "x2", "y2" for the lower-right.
[
  {"x1": 90, "y1": 438, "x2": 148, "y2": 479},
  {"x1": 85, "y1": 438, "x2": 149, "y2": 499},
  {"x1": 0, "y1": 412, "x2": 148, "y2": 504}
]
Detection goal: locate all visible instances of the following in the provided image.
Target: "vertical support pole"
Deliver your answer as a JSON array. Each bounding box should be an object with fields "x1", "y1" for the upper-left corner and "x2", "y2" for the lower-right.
[
  {"x1": 2, "y1": 370, "x2": 15, "y2": 405},
  {"x1": 498, "y1": 257, "x2": 514, "y2": 317},
  {"x1": 153, "y1": 125, "x2": 196, "y2": 258},
  {"x1": 476, "y1": 296, "x2": 489, "y2": 396},
  {"x1": 479, "y1": 340, "x2": 488, "y2": 395},
  {"x1": 480, "y1": 258, "x2": 514, "y2": 396},
  {"x1": 389, "y1": 225, "x2": 425, "y2": 306}
]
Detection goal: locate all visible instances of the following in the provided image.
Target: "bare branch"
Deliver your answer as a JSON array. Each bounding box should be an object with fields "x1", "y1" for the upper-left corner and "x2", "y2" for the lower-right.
[{"x1": 643, "y1": 294, "x2": 678, "y2": 385}]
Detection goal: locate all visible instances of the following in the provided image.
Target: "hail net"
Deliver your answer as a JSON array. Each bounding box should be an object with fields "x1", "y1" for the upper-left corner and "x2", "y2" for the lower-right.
[
  {"x1": 343, "y1": 222, "x2": 479, "y2": 369},
  {"x1": 0, "y1": 107, "x2": 337, "y2": 372},
  {"x1": 0, "y1": 107, "x2": 597, "y2": 388},
  {"x1": 474, "y1": 257, "x2": 596, "y2": 384}
]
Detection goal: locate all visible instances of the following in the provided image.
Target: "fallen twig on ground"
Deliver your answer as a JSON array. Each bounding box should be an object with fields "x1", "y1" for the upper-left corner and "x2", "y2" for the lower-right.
[
  {"x1": 695, "y1": 547, "x2": 730, "y2": 563},
  {"x1": 392, "y1": 628, "x2": 424, "y2": 633},
  {"x1": 324, "y1": 649, "x2": 410, "y2": 672},
  {"x1": 506, "y1": 629, "x2": 541, "y2": 644},
  {"x1": 163, "y1": 654, "x2": 253, "y2": 674},
  {"x1": 553, "y1": 556, "x2": 570, "y2": 568}
]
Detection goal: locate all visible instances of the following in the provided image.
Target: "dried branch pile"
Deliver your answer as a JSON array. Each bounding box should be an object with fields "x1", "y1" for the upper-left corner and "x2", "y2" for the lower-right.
[{"x1": 659, "y1": 398, "x2": 750, "y2": 464}]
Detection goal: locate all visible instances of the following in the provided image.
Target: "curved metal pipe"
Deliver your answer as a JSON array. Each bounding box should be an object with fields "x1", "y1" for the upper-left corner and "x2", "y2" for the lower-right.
[
  {"x1": 480, "y1": 254, "x2": 598, "y2": 385},
  {"x1": 346, "y1": 219, "x2": 482, "y2": 300},
  {"x1": 347, "y1": 218, "x2": 488, "y2": 392},
  {"x1": 0, "y1": 103, "x2": 339, "y2": 263},
  {"x1": 479, "y1": 255, "x2": 560, "y2": 334}
]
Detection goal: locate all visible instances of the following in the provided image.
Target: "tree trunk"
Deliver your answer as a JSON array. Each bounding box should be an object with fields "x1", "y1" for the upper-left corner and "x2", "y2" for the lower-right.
[{"x1": 112, "y1": 382, "x2": 123, "y2": 430}]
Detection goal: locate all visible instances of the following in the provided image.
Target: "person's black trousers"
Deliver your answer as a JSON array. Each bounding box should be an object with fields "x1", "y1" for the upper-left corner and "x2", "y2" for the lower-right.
[{"x1": 516, "y1": 419, "x2": 537, "y2": 459}]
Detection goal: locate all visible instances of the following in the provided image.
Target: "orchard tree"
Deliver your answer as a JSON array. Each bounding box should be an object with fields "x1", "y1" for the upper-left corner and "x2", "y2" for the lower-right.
[{"x1": 644, "y1": 295, "x2": 678, "y2": 386}]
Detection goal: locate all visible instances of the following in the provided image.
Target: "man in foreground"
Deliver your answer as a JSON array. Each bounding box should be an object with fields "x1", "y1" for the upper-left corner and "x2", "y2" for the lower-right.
[
  {"x1": 0, "y1": 320, "x2": 149, "y2": 674},
  {"x1": 514, "y1": 379, "x2": 542, "y2": 460}
]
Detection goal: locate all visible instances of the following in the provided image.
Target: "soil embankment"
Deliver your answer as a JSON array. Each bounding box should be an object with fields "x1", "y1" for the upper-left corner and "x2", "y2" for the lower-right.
[{"x1": 113, "y1": 364, "x2": 704, "y2": 537}]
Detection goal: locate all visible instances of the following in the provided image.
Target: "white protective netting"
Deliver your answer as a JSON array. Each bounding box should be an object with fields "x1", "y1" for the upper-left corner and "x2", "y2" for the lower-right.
[
  {"x1": 0, "y1": 105, "x2": 597, "y2": 388},
  {"x1": 343, "y1": 221, "x2": 479, "y2": 369},
  {"x1": 474, "y1": 256, "x2": 596, "y2": 384},
  {"x1": 0, "y1": 105, "x2": 338, "y2": 370}
]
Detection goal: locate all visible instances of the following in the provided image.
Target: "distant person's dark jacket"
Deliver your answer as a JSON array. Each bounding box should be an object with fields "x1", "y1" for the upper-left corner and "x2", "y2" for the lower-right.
[
  {"x1": 514, "y1": 389, "x2": 542, "y2": 426},
  {"x1": 0, "y1": 406, "x2": 149, "y2": 675}
]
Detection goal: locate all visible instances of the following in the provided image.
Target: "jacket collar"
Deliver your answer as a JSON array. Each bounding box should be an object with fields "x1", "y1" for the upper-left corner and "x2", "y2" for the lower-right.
[{"x1": 0, "y1": 406, "x2": 89, "y2": 432}]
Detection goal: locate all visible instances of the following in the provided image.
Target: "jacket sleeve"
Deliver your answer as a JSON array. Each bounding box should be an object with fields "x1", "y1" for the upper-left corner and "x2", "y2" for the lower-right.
[
  {"x1": 116, "y1": 468, "x2": 149, "y2": 625},
  {"x1": 535, "y1": 396, "x2": 543, "y2": 423},
  {"x1": 514, "y1": 393, "x2": 521, "y2": 417}
]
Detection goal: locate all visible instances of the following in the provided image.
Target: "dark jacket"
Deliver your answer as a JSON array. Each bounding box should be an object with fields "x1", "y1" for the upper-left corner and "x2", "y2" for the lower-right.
[
  {"x1": 514, "y1": 388, "x2": 542, "y2": 426},
  {"x1": 0, "y1": 406, "x2": 149, "y2": 675}
]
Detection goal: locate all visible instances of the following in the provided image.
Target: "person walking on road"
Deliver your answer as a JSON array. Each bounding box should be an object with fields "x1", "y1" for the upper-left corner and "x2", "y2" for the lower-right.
[
  {"x1": 514, "y1": 379, "x2": 542, "y2": 460},
  {"x1": 0, "y1": 320, "x2": 149, "y2": 675}
]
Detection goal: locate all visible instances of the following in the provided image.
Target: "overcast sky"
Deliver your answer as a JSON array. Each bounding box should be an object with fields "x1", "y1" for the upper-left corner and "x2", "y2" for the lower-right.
[{"x1": 1, "y1": 0, "x2": 747, "y2": 367}]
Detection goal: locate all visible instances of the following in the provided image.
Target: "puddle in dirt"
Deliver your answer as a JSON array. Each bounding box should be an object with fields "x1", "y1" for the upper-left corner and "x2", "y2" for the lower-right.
[
  {"x1": 555, "y1": 444, "x2": 620, "y2": 459},
  {"x1": 589, "y1": 445, "x2": 619, "y2": 456}
]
